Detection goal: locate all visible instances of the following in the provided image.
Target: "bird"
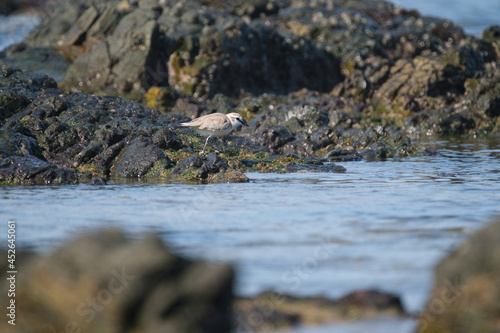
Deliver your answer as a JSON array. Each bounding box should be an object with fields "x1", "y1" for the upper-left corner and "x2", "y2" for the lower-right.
[{"x1": 180, "y1": 112, "x2": 248, "y2": 154}]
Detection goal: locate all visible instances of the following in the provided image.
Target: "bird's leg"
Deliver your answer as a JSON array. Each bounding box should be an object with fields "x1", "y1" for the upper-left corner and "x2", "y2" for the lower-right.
[
  {"x1": 200, "y1": 135, "x2": 211, "y2": 155},
  {"x1": 212, "y1": 138, "x2": 221, "y2": 154}
]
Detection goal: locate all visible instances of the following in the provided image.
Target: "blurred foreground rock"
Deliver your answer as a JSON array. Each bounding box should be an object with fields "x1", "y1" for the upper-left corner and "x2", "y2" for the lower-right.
[
  {"x1": 0, "y1": 229, "x2": 233, "y2": 333},
  {"x1": 417, "y1": 219, "x2": 500, "y2": 333},
  {"x1": 236, "y1": 289, "x2": 405, "y2": 331}
]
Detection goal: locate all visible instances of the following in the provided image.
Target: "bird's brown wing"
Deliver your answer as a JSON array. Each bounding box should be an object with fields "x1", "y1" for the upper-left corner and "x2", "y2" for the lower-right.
[{"x1": 197, "y1": 115, "x2": 231, "y2": 131}]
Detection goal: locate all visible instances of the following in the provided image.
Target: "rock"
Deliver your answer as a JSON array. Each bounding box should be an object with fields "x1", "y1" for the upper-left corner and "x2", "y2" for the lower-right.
[
  {"x1": 374, "y1": 56, "x2": 465, "y2": 107},
  {"x1": 88, "y1": 176, "x2": 107, "y2": 185},
  {"x1": 325, "y1": 148, "x2": 363, "y2": 162},
  {"x1": 417, "y1": 220, "x2": 500, "y2": 333},
  {"x1": 0, "y1": 128, "x2": 42, "y2": 158},
  {"x1": 338, "y1": 290, "x2": 403, "y2": 310},
  {"x1": 19, "y1": 0, "x2": 342, "y2": 100},
  {"x1": 111, "y1": 137, "x2": 171, "y2": 178},
  {"x1": 171, "y1": 153, "x2": 249, "y2": 183},
  {"x1": 286, "y1": 162, "x2": 346, "y2": 173},
  {"x1": 3, "y1": 0, "x2": 500, "y2": 174},
  {"x1": 482, "y1": 25, "x2": 500, "y2": 58},
  {"x1": 0, "y1": 229, "x2": 234, "y2": 333},
  {"x1": 235, "y1": 289, "x2": 405, "y2": 331},
  {"x1": 152, "y1": 128, "x2": 183, "y2": 150},
  {"x1": 0, "y1": 155, "x2": 77, "y2": 185},
  {"x1": 249, "y1": 125, "x2": 295, "y2": 153}
]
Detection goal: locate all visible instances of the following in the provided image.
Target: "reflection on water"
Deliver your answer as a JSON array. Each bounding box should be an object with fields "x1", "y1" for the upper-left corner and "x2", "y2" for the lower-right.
[{"x1": 1, "y1": 140, "x2": 500, "y2": 322}]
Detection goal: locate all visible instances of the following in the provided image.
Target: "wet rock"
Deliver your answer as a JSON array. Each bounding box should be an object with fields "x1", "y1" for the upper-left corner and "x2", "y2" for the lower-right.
[
  {"x1": 0, "y1": 155, "x2": 77, "y2": 185},
  {"x1": 249, "y1": 125, "x2": 295, "y2": 153},
  {"x1": 88, "y1": 176, "x2": 107, "y2": 185},
  {"x1": 417, "y1": 219, "x2": 500, "y2": 333},
  {"x1": 152, "y1": 128, "x2": 183, "y2": 150},
  {"x1": 286, "y1": 161, "x2": 346, "y2": 173},
  {"x1": 0, "y1": 128, "x2": 42, "y2": 158},
  {"x1": 171, "y1": 153, "x2": 249, "y2": 183},
  {"x1": 111, "y1": 137, "x2": 171, "y2": 178},
  {"x1": 235, "y1": 289, "x2": 405, "y2": 331},
  {"x1": 459, "y1": 45, "x2": 485, "y2": 77},
  {"x1": 338, "y1": 290, "x2": 403, "y2": 310},
  {"x1": 281, "y1": 139, "x2": 318, "y2": 157},
  {"x1": 39, "y1": 122, "x2": 78, "y2": 153},
  {"x1": 325, "y1": 148, "x2": 363, "y2": 162},
  {"x1": 0, "y1": 229, "x2": 234, "y2": 333}
]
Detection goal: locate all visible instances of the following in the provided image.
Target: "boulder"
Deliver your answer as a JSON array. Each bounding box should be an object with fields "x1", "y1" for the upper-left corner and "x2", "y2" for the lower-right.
[
  {"x1": 0, "y1": 229, "x2": 234, "y2": 333},
  {"x1": 171, "y1": 153, "x2": 249, "y2": 183},
  {"x1": 417, "y1": 220, "x2": 500, "y2": 333}
]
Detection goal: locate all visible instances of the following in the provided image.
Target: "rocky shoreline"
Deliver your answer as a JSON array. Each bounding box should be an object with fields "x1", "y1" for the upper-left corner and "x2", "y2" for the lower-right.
[{"x1": 1, "y1": 0, "x2": 499, "y2": 184}]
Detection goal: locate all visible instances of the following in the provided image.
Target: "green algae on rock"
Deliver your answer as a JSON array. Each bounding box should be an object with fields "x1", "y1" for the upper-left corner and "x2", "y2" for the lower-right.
[{"x1": 0, "y1": 63, "x2": 348, "y2": 185}]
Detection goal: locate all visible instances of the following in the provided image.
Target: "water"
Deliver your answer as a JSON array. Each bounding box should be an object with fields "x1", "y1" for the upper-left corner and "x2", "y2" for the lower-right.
[
  {"x1": 0, "y1": 13, "x2": 39, "y2": 51},
  {"x1": 391, "y1": 0, "x2": 500, "y2": 36},
  {"x1": 2, "y1": 140, "x2": 500, "y2": 324}
]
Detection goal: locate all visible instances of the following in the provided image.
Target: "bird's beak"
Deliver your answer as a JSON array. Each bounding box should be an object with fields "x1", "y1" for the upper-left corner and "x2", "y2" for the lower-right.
[{"x1": 241, "y1": 119, "x2": 249, "y2": 127}]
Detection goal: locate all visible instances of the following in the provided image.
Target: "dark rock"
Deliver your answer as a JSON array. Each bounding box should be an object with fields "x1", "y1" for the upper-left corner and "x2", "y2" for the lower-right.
[
  {"x1": 39, "y1": 122, "x2": 78, "y2": 153},
  {"x1": 281, "y1": 139, "x2": 318, "y2": 158},
  {"x1": 111, "y1": 137, "x2": 171, "y2": 178},
  {"x1": 171, "y1": 153, "x2": 248, "y2": 183},
  {"x1": 152, "y1": 128, "x2": 183, "y2": 150},
  {"x1": 200, "y1": 152, "x2": 229, "y2": 177},
  {"x1": 482, "y1": 25, "x2": 500, "y2": 57},
  {"x1": 325, "y1": 148, "x2": 363, "y2": 162},
  {"x1": 23, "y1": 0, "x2": 342, "y2": 99},
  {"x1": 249, "y1": 125, "x2": 295, "y2": 153},
  {"x1": 0, "y1": 128, "x2": 42, "y2": 158},
  {"x1": 417, "y1": 219, "x2": 500, "y2": 333},
  {"x1": 286, "y1": 162, "x2": 346, "y2": 173},
  {"x1": 0, "y1": 89, "x2": 29, "y2": 119},
  {"x1": 94, "y1": 140, "x2": 126, "y2": 177},
  {"x1": 0, "y1": 155, "x2": 77, "y2": 185},
  {"x1": 338, "y1": 289, "x2": 403, "y2": 311},
  {"x1": 0, "y1": 229, "x2": 234, "y2": 333},
  {"x1": 459, "y1": 45, "x2": 485, "y2": 77},
  {"x1": 88, "y1": 177, "x2": 107, "y2": 185},
  {"x1": 359, "y1": 148, "x2": 378, "y2": 162},
  {"x1": 171, "y1": 155, "x2": 204, "y2": 176},
  {"x1": 72, "y1": 140, "x2": 103, "y2": 167}
]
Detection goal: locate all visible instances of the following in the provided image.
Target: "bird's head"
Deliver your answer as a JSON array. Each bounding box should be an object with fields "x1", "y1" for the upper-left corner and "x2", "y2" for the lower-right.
[{"x1": 227, "y1": 113, "x2": 249, "y2": 128}]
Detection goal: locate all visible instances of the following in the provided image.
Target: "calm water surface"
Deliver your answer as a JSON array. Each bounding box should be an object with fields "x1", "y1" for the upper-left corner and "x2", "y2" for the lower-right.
[{"x1": 2, "y1": 140, "x2": 500, "y2": 324}]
